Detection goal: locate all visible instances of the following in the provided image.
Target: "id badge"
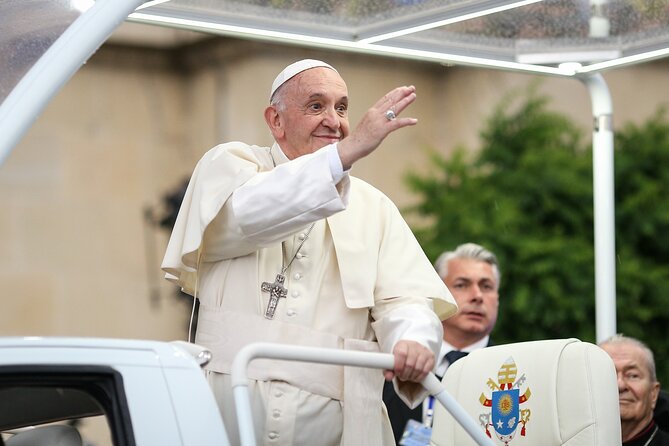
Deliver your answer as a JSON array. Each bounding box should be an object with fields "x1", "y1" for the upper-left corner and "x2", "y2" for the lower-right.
[{"x1": 399, "y1": 419, "x2": 432, "y2": 446}]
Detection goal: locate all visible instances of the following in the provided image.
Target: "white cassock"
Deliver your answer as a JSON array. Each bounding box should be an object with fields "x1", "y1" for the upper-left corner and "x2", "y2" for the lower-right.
[{"x1": 162, "y1": 141, "x2": 457, "y2": 445}]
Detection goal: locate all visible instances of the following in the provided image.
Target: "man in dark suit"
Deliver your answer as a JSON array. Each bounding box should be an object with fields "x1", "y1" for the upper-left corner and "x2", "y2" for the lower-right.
[{"x1": 383, "y1": 243, "x2": 501, "y2": 444}]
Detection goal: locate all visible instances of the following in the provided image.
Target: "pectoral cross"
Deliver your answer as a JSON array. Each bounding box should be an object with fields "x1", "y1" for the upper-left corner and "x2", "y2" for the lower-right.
[{"x1": 261, "y1": 273, "x2": 288, "y2": 319}]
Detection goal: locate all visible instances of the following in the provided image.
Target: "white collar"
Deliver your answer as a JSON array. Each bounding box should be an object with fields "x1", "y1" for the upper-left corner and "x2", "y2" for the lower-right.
[
  {"x1": 442, "y1": 335, "x2": 490, "y2": 354},
  {"x1": 270, "y1": 143, "x2": 290, "y2": 166},
  {"x1": 436, "y1": 336, "x2": 490, "y2": 376}
]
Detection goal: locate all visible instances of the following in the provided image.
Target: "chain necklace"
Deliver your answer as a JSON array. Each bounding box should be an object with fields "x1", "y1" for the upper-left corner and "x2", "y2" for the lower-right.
[
  {"x1": 260, "y1": 148, "x2": 316, "y2": 318},
  {"x1": 261, "y1": 222, "x2": 315, "y2": 319}
]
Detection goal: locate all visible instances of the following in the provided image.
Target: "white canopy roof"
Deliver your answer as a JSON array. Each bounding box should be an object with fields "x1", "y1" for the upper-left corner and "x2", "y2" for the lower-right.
[{"x1": 128, "y1": 0, "x2": 669, "y2": 75}]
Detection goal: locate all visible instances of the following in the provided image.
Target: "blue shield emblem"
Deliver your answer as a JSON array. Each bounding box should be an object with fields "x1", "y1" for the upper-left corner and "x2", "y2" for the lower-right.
[{"x1": 492, "y1": 389, "x2": 520, "y2": 436}]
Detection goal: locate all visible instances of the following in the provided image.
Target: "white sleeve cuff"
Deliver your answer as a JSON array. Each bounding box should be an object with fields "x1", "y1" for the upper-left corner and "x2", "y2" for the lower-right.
[
  {"x1": 326, "y1": 144, "x2": 345, "y2": 183},
  {"x1": 374, "y1": 304, "x2": 443, "y2": 358}
]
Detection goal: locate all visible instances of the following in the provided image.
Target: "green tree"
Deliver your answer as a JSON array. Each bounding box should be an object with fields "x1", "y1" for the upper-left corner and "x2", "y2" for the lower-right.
[
  {"x1": 614, "y1": 109, "x2": 669, "y2": 384},
  {"x1": 406, "y1": 88, "x2": 669, "y2": 385}
]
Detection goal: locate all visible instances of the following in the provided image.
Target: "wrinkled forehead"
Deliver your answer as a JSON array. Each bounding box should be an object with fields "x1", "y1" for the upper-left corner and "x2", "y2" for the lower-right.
[
  {"x1": 448, "y1": 257, "x2": 498, "y2": 282},
  {"x1": 602, "y1": 343, "x2": 647, "y2": 371},
  {"x1": 284, "y1": 67, "x2": 348, "y2": 101}
]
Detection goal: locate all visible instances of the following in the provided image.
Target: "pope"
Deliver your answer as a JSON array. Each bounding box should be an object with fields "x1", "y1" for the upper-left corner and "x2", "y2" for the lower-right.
[{"x1": 162, "y1": 59, "x2": 457, "y2": 445}]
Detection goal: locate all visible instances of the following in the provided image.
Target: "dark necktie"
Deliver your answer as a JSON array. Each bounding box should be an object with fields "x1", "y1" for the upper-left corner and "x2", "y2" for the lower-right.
[{"x1": 445, "y1": 349, "x2": 468, "y2": 365}]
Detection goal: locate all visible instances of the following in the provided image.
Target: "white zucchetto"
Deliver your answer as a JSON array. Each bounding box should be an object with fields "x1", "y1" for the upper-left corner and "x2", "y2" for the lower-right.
[{"x1": 270, "y1": 59, "x2": 337, "y2": 101}]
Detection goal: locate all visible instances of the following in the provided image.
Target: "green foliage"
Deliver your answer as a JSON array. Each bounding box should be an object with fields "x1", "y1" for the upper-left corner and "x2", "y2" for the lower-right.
[
  {"x1": 614, "y1": 109, "x2": 669, "y2": 384},
  {"x1": 406, "y1": 88, "x2": 669, "y2": 385}
]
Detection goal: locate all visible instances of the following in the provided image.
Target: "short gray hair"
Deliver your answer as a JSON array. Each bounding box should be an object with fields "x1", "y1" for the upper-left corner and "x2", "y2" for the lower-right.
[
  {"x1": 270, "y1": 84, "x2": 287, "y2": 112},
  {"x1": 599, "y1": 334, "x2": 657, "y2": 382},
  {"x1": 434, "y1": 243, "x2": 500, "y2": 286}
]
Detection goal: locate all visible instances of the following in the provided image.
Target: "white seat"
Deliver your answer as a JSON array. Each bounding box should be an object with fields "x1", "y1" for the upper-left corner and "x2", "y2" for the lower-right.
[
  {"x1": 431, "y1": 338, "x2": 621, "y2": 446},
  {"x1": 6, "y1": 424, "x2": 83, "y2": 446}
]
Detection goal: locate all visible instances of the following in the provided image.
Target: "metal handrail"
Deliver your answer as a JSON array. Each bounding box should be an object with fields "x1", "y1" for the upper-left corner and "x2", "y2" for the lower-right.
[{"x1": 231, "y1": 342, "x2": 495, "y2": 446}]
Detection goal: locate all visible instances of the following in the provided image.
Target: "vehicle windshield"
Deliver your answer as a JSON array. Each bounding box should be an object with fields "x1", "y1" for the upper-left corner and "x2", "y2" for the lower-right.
[{"x1": 0, "y1": 0, "x2": 91, "y2": 106}]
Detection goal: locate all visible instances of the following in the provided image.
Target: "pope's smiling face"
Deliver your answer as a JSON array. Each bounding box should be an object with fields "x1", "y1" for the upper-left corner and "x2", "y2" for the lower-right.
[{"x1": 266, "y1": 67, "x2": 350, "y2": 159}]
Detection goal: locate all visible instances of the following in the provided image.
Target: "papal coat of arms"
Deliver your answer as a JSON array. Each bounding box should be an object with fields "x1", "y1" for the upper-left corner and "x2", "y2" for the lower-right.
[{"x1": 478, "y1": 357, "x2": 531, "y2": 445}]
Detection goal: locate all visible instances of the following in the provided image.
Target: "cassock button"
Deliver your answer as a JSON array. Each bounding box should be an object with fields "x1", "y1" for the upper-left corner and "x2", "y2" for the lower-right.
[
  {"x1": 291, "y1": 291, "x2": 299, "y2": 298},
  {"x1": 298, "y1": 233, "x2": 306, "y2": 241},
  {"x1": 296, "y1": 253, "x2": 303, "y2": 259},
  {"x1": 273, "y1": 409, "x2": 281, "y2": 419},
  {"x1": 286, "y1": 309, "x2": 296, "y2": 317},
  {"x1": 268, "y1": 432, "x2": 279, "y2": 440},
  {"x1": 293, "y1": 272, "x2": 302, "y2": 280}
]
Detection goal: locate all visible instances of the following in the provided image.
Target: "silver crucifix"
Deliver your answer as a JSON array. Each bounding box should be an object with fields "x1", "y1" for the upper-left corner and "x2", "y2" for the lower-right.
[{"x1": 261, "y1": 273, "x2": 288, "y2": 319}]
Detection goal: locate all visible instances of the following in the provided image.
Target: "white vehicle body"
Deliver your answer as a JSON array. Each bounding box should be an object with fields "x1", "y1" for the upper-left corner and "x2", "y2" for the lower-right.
[{"x1": 0, "y1": 337, "x2": 229, "y2": 445}]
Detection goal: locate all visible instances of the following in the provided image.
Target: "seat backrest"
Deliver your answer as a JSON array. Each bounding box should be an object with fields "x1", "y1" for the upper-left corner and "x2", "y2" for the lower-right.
[
  {"x1": 6, "y1": 424, "x2": 83, "y2": 446},
  {"x1": 431, "y1": 338, "x2": 621, "y2": 446}
]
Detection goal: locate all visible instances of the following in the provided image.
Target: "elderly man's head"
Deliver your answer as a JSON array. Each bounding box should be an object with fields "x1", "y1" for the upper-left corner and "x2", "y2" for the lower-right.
[
  {"x1": 265, "y1": 59, "x2": 350, "y2": 160},
  {"x1": 434, "y1": 243, "x2": 500, "y2": 349},
  {"x1": 599, "y1": 334, "x2": 661, "y2": 441}
]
